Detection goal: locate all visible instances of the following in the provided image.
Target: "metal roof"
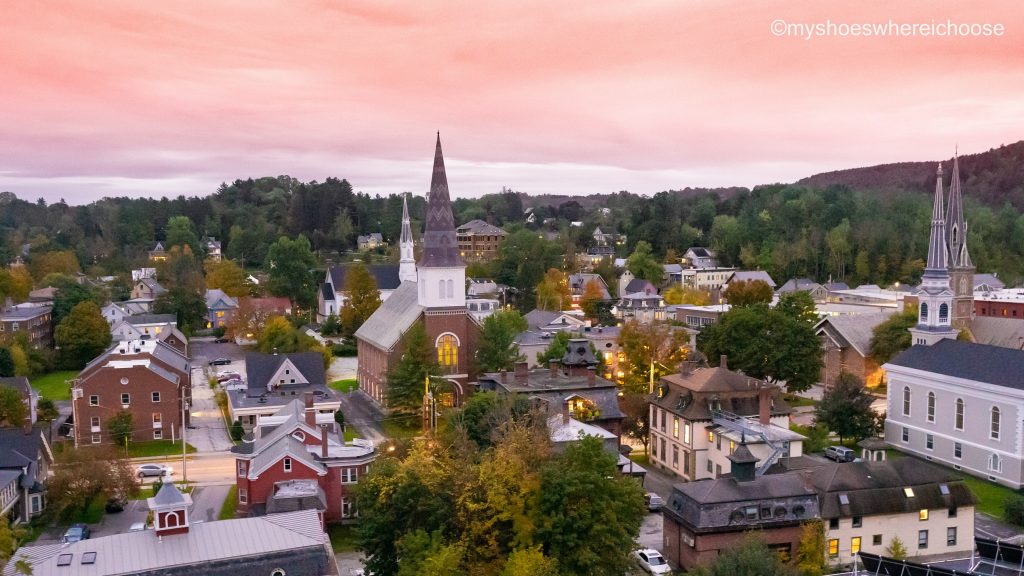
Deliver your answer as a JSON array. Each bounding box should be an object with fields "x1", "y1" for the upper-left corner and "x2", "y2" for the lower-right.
[{"x1": 353, "y1": 281, "x2": 423, "y2": 351}]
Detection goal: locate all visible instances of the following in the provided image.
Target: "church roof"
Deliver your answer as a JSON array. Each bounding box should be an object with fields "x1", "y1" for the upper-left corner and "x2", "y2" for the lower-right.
[
  {"x1": 354, "y1": 281, "x2": 424, "y2": 351},
  {"x1": 814, "y1": 313, "x2": 893, "y2": 358},
  {"x1": 327, "y1": 264, "x2": 401, "y2": 292},
  {"x1": 969, "y1": 317, "x2": 1024, "y2": 350},
  {"x1": 400, "y1": 192, "x2": 413, "y2": 245},
  {"x1": 887, "y1": 339, "x2": 1024, "y2": 389},
  {"x1": 419, "y1": 134, "x2": 463, "y2": 268},
  {"x1": 924, "y1": 164, "x2": 950, "y2": 276}
]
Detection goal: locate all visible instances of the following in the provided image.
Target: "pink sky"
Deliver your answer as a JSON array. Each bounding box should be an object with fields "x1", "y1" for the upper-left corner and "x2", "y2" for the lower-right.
[{"x1": 2, "y1": 0, "x2": 1022, "y2": 204}]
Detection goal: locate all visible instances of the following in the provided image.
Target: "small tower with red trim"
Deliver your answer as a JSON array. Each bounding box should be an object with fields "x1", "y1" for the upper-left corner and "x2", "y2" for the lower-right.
[{"x1": 147, "y1": 482, "x2": 193, "y2": 536}]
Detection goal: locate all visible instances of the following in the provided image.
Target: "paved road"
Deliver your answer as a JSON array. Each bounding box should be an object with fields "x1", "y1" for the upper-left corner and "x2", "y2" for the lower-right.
[
  {"x1": 136, "y1": 452, "x2": 236, "y2": 486},
  {"x1": 339, "y1": 390, "x2": 387, "y2": 445}
]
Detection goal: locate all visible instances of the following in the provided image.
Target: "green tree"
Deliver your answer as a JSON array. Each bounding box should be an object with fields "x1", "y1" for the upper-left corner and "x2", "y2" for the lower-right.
[
  {"x1": 537, "y1": 331, "x2": 570, "y2": 365},
  {"x1": 697, "y1": 306, "x2": 822, "y2": 393},
  {"x1": 154, "y1": 288, "x2": 207, "y2": 335},
  {"x1": 446, "y1": 391, "x2": 530, "y2": 449},
  {"x1": 230, "y1": 419, "x2": 244, "y2": 442},
  {"x1": 321, "y1": 314, "x2": 341, "y2": 336},
  {"x1": 36, "y1": 398, "x2": 60, "y2": 427},
  {"x1": 869, "y1": 305, "x2": 918, "y2": 365},
  {"x1": 54, "y1": 301, "x2": 113, "y2": 369},
  {"x1": 396, "y1": 530, "x2": 465, "y2": 576},
  {"x1": 626, "y1": 241, "x2": 663, "y2": 283},
  {"x1": 494, "y1": 230, "x2": 563, "y2": 311},
  {"x1": 340, "y1": 264, "x2": 382, "y2": 337},
  {"x1": 0, "y1": 349, "x2": 12, "y2": 378},
  {"x1": 617, "y1": 320, "x2": 689, "y2": 394},
  {"x1": 475, "y1": 310, "x2": 527, "y2": 372},
  {"x1": 534, "y1": 436, "x2": 645, "y2": 576},
  {"x1": 816, "y1": 372, "x2": 878, "y2": 444},
  {"x1": 165, "y1": 215, "x2": 201, "y2": 255},
  {"x1": 776, "y1": 291, "x2": 819, "y2": 325},
  {"x1": 0, "y1": 513, "x2": 28, "y2": 572},
  {"x1": 690, "y1": 533, "x2": 799, "y2": 576},
  {"x1": 258, "y1": 316, "x2": 300, "y2": 353},
  {"x1": 885, "y1": 535, "x2": 908, "y2": 560},
  {"x1": 535, "y1": 269, "x2": 570, "y2": 311},
  {"x1": 46, "y1": 446, "x2": 138, "y2": 521},
  {"x1": 265, "y1": 235, "x2": 318, "y2": 311},
  {"x1": 723, "y1": 279, "x2": 773, "y2": 307},
  {"x1": 48, "y1": 274, "x2": 105, "y2": 328},
  {"x1": 108, "y1": 410, "x2": 134, "y2": 447},
  {"x1": 387, "y1": 324, "x2": 440, "y2": 417},
  {"x1": 0, "y1": 387, "x2": 27, "y2": 427},
  {"x1": 795, "y1": 519, "x2": 826, "y2": 576},
  {"x1": 619, "y1": 391, "x2": 650, "y2": 454},
  {"x1": 500, "y1": 548, "x2": 558, "y2": 576}
]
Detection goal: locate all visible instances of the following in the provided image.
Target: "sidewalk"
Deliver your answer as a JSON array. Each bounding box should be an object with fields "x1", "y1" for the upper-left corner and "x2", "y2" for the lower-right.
[{"x1": 188, "y1": 365, "x2": 234, "y2": 452}]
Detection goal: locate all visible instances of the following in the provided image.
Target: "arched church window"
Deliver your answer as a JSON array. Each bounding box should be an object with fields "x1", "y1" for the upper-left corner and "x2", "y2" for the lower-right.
[
  {"x1": 920, "y1": 303, "x2": 929, "y2": 323},
  {"x1": 439, "y1": 279, "x2": 446, "y2": 299},
  {"x1": 952, "y1": 225, "x2": 958, "y2": 244},
  {"x1": 902, "y1": 386, "x2": 911, "y2": 416},
  {"x1": 991, "y1": 406, "x2": 1001, "y2": 440},
  {"x1": 437, "y1": 334, "x2": 458, "y2": 372},
  {"x1": 955, "y1": 398, "x2": 964, "y2": 430},
  {"x1": 939, "y1": 304, "x2": 949, "y2": 324},
  {"x1": 926, "y1": 392, "x2": 935, "y2": 422}
]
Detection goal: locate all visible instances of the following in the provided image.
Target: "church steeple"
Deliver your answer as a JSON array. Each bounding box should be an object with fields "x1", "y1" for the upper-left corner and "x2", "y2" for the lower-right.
[
  {"x1": 945, "y1": 150, "x2": 975, "y2": 329},
  {"x1": 419, "y1": 133, "x2": 462, "y2": 269},
  {"x1": 416, "y1": 133, "x2": 466, "y2": 309},
  {"x1": 910, "y1": 163, "x2": 958, "y2": 346},
  {"x1": 399, "y1": 192, "x2": 417, "y2": 283}
]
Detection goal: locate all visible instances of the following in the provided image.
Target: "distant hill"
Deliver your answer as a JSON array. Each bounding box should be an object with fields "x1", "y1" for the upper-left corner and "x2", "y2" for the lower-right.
[{"x1": 796, "y1": 140, "x2": 1024, "y2": 209}]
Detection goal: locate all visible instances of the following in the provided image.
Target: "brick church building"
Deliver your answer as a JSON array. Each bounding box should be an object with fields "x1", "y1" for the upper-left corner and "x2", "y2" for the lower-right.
[{"x1": 355, "y1": 135, "x2": 482, "y2": 407}]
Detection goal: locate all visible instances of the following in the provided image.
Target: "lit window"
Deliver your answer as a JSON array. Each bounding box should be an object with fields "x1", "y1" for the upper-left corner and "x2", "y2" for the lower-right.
[
  {"x1": 828, "y1": 539, "x2": 839, "y2": 557},
  {"x1": 437, "y1": 334, "x2": 458, "y2": 370},
  {"x1": 919, "y1": 509, "x2": 929, "y2": 521},
  {"x1": 673, "y1": 417, "x2": 679, "y2": 439},
  {"x1": 708, "y1": 431, "x2": 714, "y2": 443},
  {"x1": 904, "y1": 487, "x2": 915, "y2": 498},
  {"x1": 851, "y1": 537, "x2": 861, "y2": 555},
  {"x1": 683, "y1": 423, "x2": 691, "y2": 444}
]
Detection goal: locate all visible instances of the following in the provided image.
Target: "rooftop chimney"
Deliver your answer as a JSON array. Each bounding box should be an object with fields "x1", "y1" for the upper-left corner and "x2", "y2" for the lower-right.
[
  {"x1": 304, "y1": 392, "x2": 316, "y2": 427},
  {"x1": 549, "y1": 359, "x2": 560, "y2": 378},
  {"x1": 758, "y1": 386, "x2": 772, "y2": 425},
  {"x1": 719, "y1": 355, "x2": 728, "y2": 370},
  {"x1": 587, "y1": 366, "x2": 596, "y2": 387},
  {"x1": 562, "y1": 400, "x2": 570, "y2": 425},
  {"x1": 500, "y1": 369, "x2": 508, "y2": 383},
  {"x1": 514, "y1": 361, "x2": 529, "y2": 384},
  {"x1": 321, "y1": 424, "x2": 329, "y2": 458}
]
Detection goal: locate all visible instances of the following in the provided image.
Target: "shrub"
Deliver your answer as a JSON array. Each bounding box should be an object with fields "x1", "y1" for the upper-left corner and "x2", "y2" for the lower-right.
[
  {"x1": 230, "y1": 420, "x2": 244, "y2": 442},
  {"x1": 1004, "y1": 495, "x2": 1024, "y2": 526},
  {"x1": 332, "y1": 341, "x2": 357, "y2": 357}
]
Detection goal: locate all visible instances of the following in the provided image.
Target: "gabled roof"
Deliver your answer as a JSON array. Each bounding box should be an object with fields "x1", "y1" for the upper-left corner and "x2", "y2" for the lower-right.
[
  {"x1": 886, "y1": 339, "x2": 1024, "y2": 389},
  {"x1": 204, "y1": 289, "x2": 238, "y2": 310},
  {"x1": 568, "y1": 273, "x2": 610, "y2": 298},
  {"x1": 777, "y1": 278, "x2": 823, "y2": 293},
  {"x1": 814, "y1": 313, "x2": 893, "y2": 358},
  {"x1": 974, "y1": 273, "x2": 1005, "y2": 291},
  {"x1": 353, "y1": 281, "x2": 424, "y2": 351},
  {"x1": 727, "y1": 270, "x2": 777, "y2": 288},
  {"x1": 249, "y1": 435, "x2": 327, "y2": 479},
  {"x1": 0, "y1": 427, "x2": 49, "y2": 471},
  {"x1": 245, "y1": 352, "x2": 325, "y2": 391},
  {"x1": 456, "y1": 219, "x2": 506, "y2": 236},
  {"x1": 686, "y1": 247, "x2": 714, "y2": 258},
  {"x1": 970, "y1": 317, "x2": 1024, "y2": 350},
  {"x1": 624, "y1": 278, "x2": 656, "y2": 295},
  {"x1": 0, "y1": 377, "x2": 31, "y2": 399},
  {"x1": 124, "y1": 313, "x2": 177, "y2": 325},
  {"x1": 327, "y1": 264, "x2": 401, "y2": 292},
  {"x1": 148, "y1": 481, "x2": 191, "y2": 509}
]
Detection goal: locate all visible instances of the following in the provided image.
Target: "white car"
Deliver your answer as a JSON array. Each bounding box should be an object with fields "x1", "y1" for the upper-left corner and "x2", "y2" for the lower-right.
[
  {"x1": 632, "y1": 548, "x2": 672, "y2": 574},
  {"x1": 136, "y1": 464, "x2": 173, "y2": 478},
  {"x1": 129, "y1": 522, "x2": 149, "y2": 532}
]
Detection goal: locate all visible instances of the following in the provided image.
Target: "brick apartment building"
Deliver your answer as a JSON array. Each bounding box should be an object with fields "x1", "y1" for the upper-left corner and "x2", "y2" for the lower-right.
[
  {"x1": 231, "y1": 395, "x2": 376, "y2": 522},
  {"x1": 70, "y1": 340, "x2": 191, "y2": 447},
  {"x1": 0, "y1": 301, "x2": 53, "y2": 349}
]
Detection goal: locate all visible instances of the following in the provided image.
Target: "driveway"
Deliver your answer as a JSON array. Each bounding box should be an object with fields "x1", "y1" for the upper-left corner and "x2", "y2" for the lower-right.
[{"x1": 339, "y1": 390, "x2": 387, "y2": 445}]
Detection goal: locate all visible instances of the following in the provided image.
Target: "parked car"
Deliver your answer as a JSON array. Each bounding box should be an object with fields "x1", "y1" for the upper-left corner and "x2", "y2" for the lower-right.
[
  {"x1": 213, "y1": 337, "x2": 230, "y2": 343},
  {"x1": 136, "y1": 463, "x2": 174, "y2": 478},
  {"x1": 105, "y1": 498, "x2": 126, "y2": 513},
  {"x1": 825, "y1": 446, "x2": 856, "y2": 462},
  {"x1": 209, "y1": 357, "x2": 232, "y2": 366},
  {"x1": 61, "y1": 524, "x2": 91, "y2": 543},
  {"x1": 129, "y1": 522, "x2": 149, "y2": 532},
  {"x1": 216, "y1": 373, "x2": 241, "y2": 383},
  {"x1": 632, "y1": 548, "x2": 672, "y2": 574},
  {"x1": 645, "y1": 492, "x2": 664, "y2": 511}
]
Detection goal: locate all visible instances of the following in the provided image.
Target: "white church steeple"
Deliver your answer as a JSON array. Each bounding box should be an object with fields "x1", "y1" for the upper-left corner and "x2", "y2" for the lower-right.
[
  {"x1": 399, "y1": 192, "x2": 417, "y2": 283},
  {"x1": 910, "y1": 163, "x2": 958, "y2": 346}
]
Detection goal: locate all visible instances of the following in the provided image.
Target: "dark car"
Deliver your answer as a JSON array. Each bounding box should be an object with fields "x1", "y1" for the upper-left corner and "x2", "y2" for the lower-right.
[
  {"x1": 61, "y1": 523, "x2": 91, "y2": 543},
  {"x1": 213, "y1": 337, "x2": 230, "y2": 343},
  {"x1": 105, "y1": 498, "x2": 126, "y2": 513},
  {"x1": 208, "y1": 357, "x2": 232, "y2": 366}
]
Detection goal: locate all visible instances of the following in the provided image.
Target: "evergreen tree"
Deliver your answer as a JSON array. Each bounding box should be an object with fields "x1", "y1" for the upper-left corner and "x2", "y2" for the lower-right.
[
  {"x1": 387, "y1": 323, "x2": 440, "y2": 417},
  {"x1": 107, "y1": 410, "x2": 134, "y2": 447},
  {"x1": 0, "y1": 349, "x2": 13, "y2": 378},
  {"x1": 165, "y1": 215, "x2": 202, "y2": 255}
]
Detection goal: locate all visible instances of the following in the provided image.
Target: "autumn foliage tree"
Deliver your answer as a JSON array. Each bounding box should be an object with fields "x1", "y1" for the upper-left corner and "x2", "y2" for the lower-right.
[
  {"x1": 46, "y1": 447, "x2": 138, "y2": 521},
  {"x1": 578, "y1": 278, "x2": 607, "y2": 320},
  {"x1": 617, "y1": 320, "x2": 690, "y2": 394},
  {"x1": 723, "y1": 279, "x2": 773, "y2": 307},
  {"x1": 204, "y1": 259, "x2": 249, "y2": 297},
  {"x1": 662, "y1": 284, "x2": 711, "y2": 306},
  {"x1": 535, "y1": 268, "x2": 570, "y2": 311}
]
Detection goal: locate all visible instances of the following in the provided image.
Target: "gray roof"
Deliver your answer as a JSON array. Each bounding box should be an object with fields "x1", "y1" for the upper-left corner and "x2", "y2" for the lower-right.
[
  {"x1": 624, "y1": 278, "x2": 656, "y2": 294},
  {"x1": 887, "y1": 339, "x2": 1024, "y2": 389},
  {"x1": 249, "y1": 435, "x2": 326, "y2": 479},
  {"x1": 0, "y1": 305, "x2": 51, "y2": 321},
  {"x1": 823, "y1": 282, "x2": 850, "y2": 291},
  {"x1": 0, "y1": 470, "x2": 20, "y2": 490},
  {"x1": 246, "y1": 352, "x2": 326, "y2": 390},
  {"x1": 777, "y1": 278, "x2": 823, "y2": 293},
  {"x1": 524, "y1": 309, "x2": 560, "y2": 330},
  {"x1": 478, "y1": 369, "x2": 624, "y2": 422},
  {"x1": 5, "y1": 509, "x2": 329, "y2": 576},
  {"x1": 974, "y1": 273, "x2": 1006, "y2": 291},
  {"x1": 354, "y1": 281, "x2": 423, "y2": 351},
  {"x1": 204, "y1": 289, "x2": 238, "y2": 310},
  {"x1": 814, "y1": 313, "x2": 894, "y2": 358},
  {"x1": 971, "y1": 317, "x2": 1024, "y2": 350},
  {"x1": 419, "y1": 134, "x2": 463, "y2": 268},
  {"x1": 327, "y1": 264, "x2": 401, "y2": 293},
  {"x1": 568, "y1": 273, "x2": 610, "y2": 298},
  {"x1": 125, "y1": 313, "x2": 177, "y2": 325},
  {"x1": 150, "y1": 482, "x2": 188, "y2": 507},
  {"x1": 0, "y1": 377, "x2": 31, "y2": 398},
  {"x1": 456, "y1": 219, "x2": 506, "y2": 236},
  {"x1": 727, "y1": 270, "x2": 777, "y2": 288},
  {"x1": 687, "y1": 247, "x2": 713, "y2": 258}
]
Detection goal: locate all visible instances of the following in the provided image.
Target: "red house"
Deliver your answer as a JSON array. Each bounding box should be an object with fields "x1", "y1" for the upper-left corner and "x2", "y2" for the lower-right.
[{"x1": 231, "y1": 394, "x2": 376, "y2": 523}]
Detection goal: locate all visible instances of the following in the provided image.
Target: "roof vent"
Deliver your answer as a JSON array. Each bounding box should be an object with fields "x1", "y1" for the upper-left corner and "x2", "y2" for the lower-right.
[
  {"x1": 904, "y1": 487, "x2": 915, "y2": 498},
  {"x1": 82, "y1": 552, "x2": 97, "y2": 565},
  {"x1": 57, "y1": 554, "x2": 73, "y2": 566},
  {"x1": 939, "y1": 484, "x2": 950, "y2": 495}
]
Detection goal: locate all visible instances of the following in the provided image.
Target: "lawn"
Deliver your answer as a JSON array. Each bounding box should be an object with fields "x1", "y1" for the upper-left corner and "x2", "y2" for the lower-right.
[
  {"x1": 30, "y1": 370, "x2": 78, "y2": 401},
  {"x1": 330, "y1": 378, "x2": 358, "y2": 393},
  {"x1": 219, "y1": 486, "x2": 238, "y2": 520},
  {"x1": 326, "y1": 523, "x2": 359, "y2": 553},
  {"x1": 629, "y1": 453, "x2": 651, "y2": 467},
  {"x1": 959, "y1": 474, "x2": 1018, "y2": 518},
  {"x1": 123, "y1": 440, "x2": 198, "y2": 459},
  {"x1": 783, "y1": 394, "x2": 818, "y2": 408},
  {"x1": 381, "y1": 417, "x2": 423, "y2": 440},
  {"x1": 343, "y1": 427, "x2": 359, "y2": 442}
]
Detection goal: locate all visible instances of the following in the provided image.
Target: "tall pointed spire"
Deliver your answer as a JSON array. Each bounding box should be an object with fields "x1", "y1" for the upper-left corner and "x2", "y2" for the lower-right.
[
  {"x1": 399, "y1": 192, "x2": 416, "y2": 283},
  {"x1": 924, "y1": 163, "x2": 948, "y2": 275},
  {"x1": 945, "y1": 151, "x2": 972, "y2": 269},
  {"x1": 419, "y1": 133, "x2": 463, "y2": 268}
]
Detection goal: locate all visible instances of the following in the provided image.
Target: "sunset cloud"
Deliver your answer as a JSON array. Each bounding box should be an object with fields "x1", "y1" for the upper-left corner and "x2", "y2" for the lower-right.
[{"x1": 2, "y1": 0, "x2": 1022, "y2": 203}]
